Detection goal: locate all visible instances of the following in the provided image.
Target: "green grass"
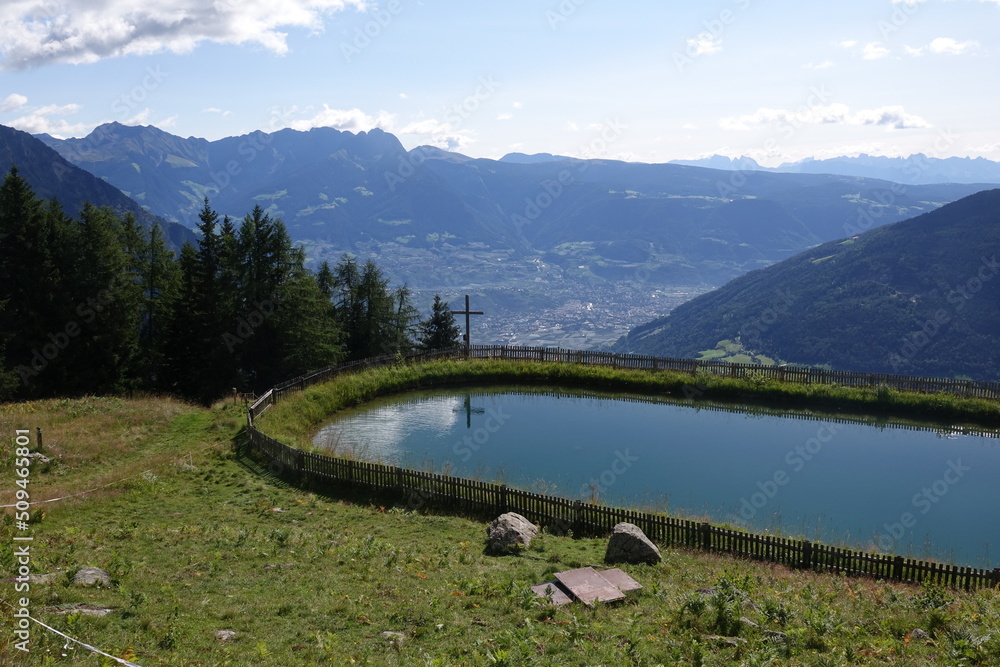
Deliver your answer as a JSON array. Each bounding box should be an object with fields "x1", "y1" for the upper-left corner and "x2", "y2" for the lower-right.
[{"x1": 3, "y1": 365, "x2": 1000, "y2": 665}]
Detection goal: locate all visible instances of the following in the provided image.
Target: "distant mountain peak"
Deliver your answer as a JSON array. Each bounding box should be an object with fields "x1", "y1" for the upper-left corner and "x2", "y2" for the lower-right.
[
  {"x1": 669, "y1": 155, "x2": 762, "y2": 171},
  {"x1": 499, "y1": 152, "x2": 572, "y2": 164}
]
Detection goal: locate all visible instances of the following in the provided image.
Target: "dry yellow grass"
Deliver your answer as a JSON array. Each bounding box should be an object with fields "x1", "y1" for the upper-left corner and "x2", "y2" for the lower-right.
[{"x1": 0, "y1": 395, "x2": 232, "y2": 506}]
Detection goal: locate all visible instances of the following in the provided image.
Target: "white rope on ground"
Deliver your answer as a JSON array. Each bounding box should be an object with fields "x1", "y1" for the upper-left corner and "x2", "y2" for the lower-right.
[
  {"x1": 0, "y1": 441, "x2": 228, "y2": 509},
  {"x1": 0, "y1": 600, "x2": 144, "y2": 666},
  {"x1": 0, "y1": 477, "x2": 128, "y2": 508}
]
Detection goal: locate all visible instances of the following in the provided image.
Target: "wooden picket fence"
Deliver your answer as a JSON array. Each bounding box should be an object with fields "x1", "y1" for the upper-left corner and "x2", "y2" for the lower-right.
[{"x1": 245, "y1": 345, "x2": 1000, "y2": 590}]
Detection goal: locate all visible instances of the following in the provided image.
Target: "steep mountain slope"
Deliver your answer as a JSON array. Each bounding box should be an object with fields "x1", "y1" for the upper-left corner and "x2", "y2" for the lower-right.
[
  {"x1": 615, "y1": 189, "x2": 1000, "y2": 380},
  {"x1": 0, "y1": 124, "x2": 193, "y2": 248}
]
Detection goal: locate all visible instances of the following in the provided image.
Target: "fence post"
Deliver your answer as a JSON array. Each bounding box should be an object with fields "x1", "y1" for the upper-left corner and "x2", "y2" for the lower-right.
[
  {"x1": 498, "y1": 484, "x2": 508, "y2": 514},
  {"x1": 992, "y1": 568, "x2": 1000, "y2": 588},
  {"x1": 296, "y1": 450, "x2": 306, "y2": 486},
  {"x1": 35, "y1": 427, "x2": 43, "y2": 451},
  {"x1": 801, "y1": 540, "x2": 813, "y2": 570},
  {"x1": 892, "y1": 555, "x2": 905, "y2": 582},
  {"x1": 699, "y1": 522, "x2": 711, "y2": 551},
  {"x1": 572, "y1": 500, "x2": 582, "y2": 535}
]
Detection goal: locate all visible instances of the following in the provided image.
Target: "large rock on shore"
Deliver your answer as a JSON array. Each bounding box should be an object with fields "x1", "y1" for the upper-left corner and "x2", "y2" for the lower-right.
[
  {"x1": 604, "y1": 522, "x2": 662, "y2": 565},
  {"x1": 486, "y1": 512, "x2": 537, "y2": 554}
]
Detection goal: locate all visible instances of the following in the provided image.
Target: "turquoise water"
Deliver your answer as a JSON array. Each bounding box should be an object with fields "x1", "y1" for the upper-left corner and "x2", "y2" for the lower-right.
[{"x1": 313, "y1": 387, "x2": 1000, "y2": 568}]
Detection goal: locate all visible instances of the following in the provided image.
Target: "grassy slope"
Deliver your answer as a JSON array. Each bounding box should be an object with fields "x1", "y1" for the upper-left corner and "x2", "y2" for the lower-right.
[{"x1": 1, "y1": 373, "x2": 999, "y2": 665}]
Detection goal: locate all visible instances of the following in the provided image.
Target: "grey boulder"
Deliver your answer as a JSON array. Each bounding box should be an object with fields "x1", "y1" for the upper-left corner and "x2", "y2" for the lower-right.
[
  {"x1": 486, "y1": 512, "x2": 537, "y2": 553},
  {"x1": 604, "y1": 522, "x2": 662, "y2": 565}
]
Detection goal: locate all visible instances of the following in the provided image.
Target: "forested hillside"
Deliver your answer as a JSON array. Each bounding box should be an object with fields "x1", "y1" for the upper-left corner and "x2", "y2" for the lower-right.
[
  {"x1": 615, "y1": 189, "x2": 1000, "y2": 381},
  {"x1": 0, "y1": 167, "x2": 447, "y2": 403}
]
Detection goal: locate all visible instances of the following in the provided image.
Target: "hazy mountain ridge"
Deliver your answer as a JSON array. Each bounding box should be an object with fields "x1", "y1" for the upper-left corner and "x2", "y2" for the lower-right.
[
  {"x1": 670, "y1": 153, "x2": 1000, "y2": 185},
  {"x1": 32, "y1": 122, "x2": 995, "y2": 346},
  {"x1": 615, "y1": 189, "x2": 1000, "y2": 380}
]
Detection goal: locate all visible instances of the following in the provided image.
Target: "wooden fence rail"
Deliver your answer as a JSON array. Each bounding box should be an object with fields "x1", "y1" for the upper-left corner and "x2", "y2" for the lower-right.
[{"x1": 244, "y1": 345, "x2": 1000, "y2": 590}]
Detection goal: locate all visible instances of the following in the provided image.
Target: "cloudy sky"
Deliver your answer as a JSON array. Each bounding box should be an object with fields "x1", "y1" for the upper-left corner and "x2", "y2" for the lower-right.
[{"x1": 0, "y1": 0, "x2": 997, "y2": 165}]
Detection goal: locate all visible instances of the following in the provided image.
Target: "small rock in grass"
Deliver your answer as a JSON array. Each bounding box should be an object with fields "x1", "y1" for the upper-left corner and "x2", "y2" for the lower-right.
[
  {"x1": 73, "y1": 567, "x2": 111, "y2": 587},
  {"x1": 215, "y1": 630, "x2": 238, "y2": 642},
  {"x1": 380, "y1": 631, "x2": 407, "y2": 645}
]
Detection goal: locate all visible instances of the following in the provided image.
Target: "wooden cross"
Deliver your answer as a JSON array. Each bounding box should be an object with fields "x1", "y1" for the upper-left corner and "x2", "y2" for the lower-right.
[{"x1": 452, "y1": 294, "x2": 484, "y2": 351}]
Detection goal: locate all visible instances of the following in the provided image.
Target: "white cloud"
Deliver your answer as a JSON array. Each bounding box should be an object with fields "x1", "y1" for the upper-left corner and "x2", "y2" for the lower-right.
[
  {"x1": 123, "y1": 108, "x2": 152, "y2": 125},
  {"x1": 399, "y1": 93, "x2": 408, "y2": 99},
  {"x1": 566, "y1": 122, "x2": 580, "y2": 132},
  {"x1": 682, "y1": 123, "x2": 697, "y2": 130},
  {"x1": 398, "y1": 118, "x2": 475, "y2": 152},
  {"x1": 720, "y1": 103, "x2": 931, "y2": 131},
  {"x1": 853, "y1": 106, "x2": 931, "y2": 129},
  {"x1": 803, "y1": 59, "x2": 834, "y2": 70},
  {"x1": 8, "y1": 102, "x2": 89, "y2": 136},
  {"x1": 686, "y1": 34, "x2": 722, "y2": 56},
  {"x1": 512, "y1": 101, "x2": 523, "y2": 109},
  {"x1": 838, "y1": 40, "x2": 858, "y2": 49},
  {"x1": 1, "y1": 93, "x2": 28, "y2": 112},
  {"x1": 928, "y1": 37, "x2": 979, "y2": 55},
  {"x1": 862, "y1": 42, "x2": 890, "y2": 60},
  {"x1": 496, "y1": 113, "x2": 512, "y2": 121},
  {"x1": 285, "y1": 105, "x2": 394, "y2": 133},
  {"x1": 203, "y1": 107, "x2": 233, "y2": 117},
  {"x1": 0, "y1": 0, "x2": 366, "y2": 69}
]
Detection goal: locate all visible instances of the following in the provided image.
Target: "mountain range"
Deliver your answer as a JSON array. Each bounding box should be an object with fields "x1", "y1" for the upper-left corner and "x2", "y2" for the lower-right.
[
  {"x1": 614, "y1": 189, "x2": 1000, "y2": 381},
  {"x1": 19, "y1": 122, "x2": 997, "y2": 346},
  {"x1": 670, "y1": 154, "x2": 1000, "y2": 186},
  {"x1": 0, "y1": 125, "x2": 193, "y2": 249}
]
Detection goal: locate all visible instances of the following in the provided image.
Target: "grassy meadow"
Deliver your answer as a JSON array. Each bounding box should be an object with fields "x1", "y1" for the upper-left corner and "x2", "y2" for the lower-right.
[{"x1": 1, "y1": 360, "x2": 1000, "y2": 665}]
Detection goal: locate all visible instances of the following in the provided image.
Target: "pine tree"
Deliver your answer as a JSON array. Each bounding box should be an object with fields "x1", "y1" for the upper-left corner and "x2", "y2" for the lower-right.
[
  {"x1": 0, "y1": 167, "x2": 77, "y2": 396},
  {"x1": 161, "y1": 243, "x2": 203, "y2": 398},
  {"x1": 63, "y1": 203, "x2": 143, "y2": 394},
  {"x1": 273, "y1": 249, "x2": 343, "y2": 380},
  {"x1": 418, "y1": 294, "x2": 462, "y2": 350}
]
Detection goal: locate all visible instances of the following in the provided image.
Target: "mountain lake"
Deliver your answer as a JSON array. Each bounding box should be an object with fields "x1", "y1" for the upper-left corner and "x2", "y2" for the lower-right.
[{"x1": 313, "y1": 386, "x2": 1000, "y2": 568}]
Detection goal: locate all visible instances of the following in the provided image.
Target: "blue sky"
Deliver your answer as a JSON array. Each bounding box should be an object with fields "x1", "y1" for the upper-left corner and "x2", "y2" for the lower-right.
[{"x1": 1, "y1": 0, "x2": 997, "y2": 166}]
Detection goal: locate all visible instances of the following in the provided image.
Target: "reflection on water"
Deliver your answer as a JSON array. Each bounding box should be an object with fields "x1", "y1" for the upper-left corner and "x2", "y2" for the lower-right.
[
  {"x1": 313, "y1": 386, "x2": 1000, "y2": 567},
  {"x1": 314, "y1": 395, "x2": 462, "y2": 461}
]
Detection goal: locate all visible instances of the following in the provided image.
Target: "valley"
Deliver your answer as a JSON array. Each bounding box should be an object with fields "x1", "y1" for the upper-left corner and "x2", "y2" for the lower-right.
[{"x1": 350, "y1": 239, "x2": 714, "y2": 347}]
